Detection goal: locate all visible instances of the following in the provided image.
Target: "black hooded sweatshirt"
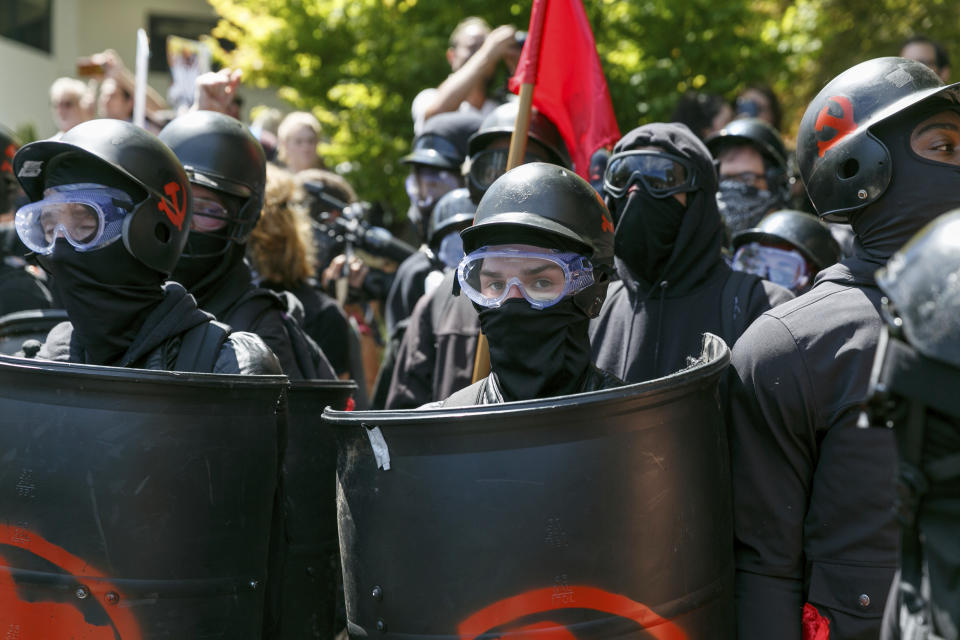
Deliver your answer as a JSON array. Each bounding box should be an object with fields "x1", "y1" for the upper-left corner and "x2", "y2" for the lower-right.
[
  {"x1": 589, "y1": 123, "x2": 793, "y2": 383},
  {"x1": 728, "y1": 98, "x2": 960, "y2": 640}
]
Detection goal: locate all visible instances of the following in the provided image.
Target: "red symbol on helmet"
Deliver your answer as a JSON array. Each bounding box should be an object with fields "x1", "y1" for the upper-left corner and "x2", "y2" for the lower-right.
[
  {"x1": 157, "y1": 181, "x2": 187, "y2": 231},
  {"x1": 1, "y1": 143, "x2": 14, "y2": 174},
  {"x1": 457, "y1": 585, "x2": 687, "y2": 639},
  {"x1": 600, "y1": 212, "x2": 614, "y2": 233},
  {"x1": 1, "y1": 524, "x2": 143, "y2": 639},
  {"x1": 815, "y1": 96, "x2": 856, "y2": 158}
]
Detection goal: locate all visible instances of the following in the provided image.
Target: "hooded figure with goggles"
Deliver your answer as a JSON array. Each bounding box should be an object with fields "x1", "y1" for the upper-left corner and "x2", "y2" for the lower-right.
[
  {"x1": 434, "y1": 162, "x2": 621, "y2": 406},
  {"x1": 589, "y1": 123, "x2": 793, "y2": 384},
  {"x1": 727, "y1": 58, "x2": 960, "y2": 640},
  {"x1": 159, "y1": 110, "x2": 334, "y2": 381},
  {"x1": 10, "y1": 118, "x2": 281, "y2": 374}
]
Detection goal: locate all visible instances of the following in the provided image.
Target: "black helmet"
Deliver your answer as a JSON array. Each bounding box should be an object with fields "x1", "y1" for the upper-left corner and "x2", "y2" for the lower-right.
[
  {"x1": 876, "y1": 209, "x2": 960, "y2": 369},
  {"x1": 402, "y1": 112, "x2": 481, "y2": 171},
  {"x1": 460, "y1": 163, "x2": 614, "y2": 317},
  {"x1": 467, "y1": 102, "x2": 571, "y2": 168},
  {"x1": 13, "y1": 119, "x2": 191, "y2": 274},
  {"x1": 159, "y1": 110, "x2": 266, "y2": 243},
  {"x1": 798, "y1": 57, "x2": 960, "y2": 222},
  {"x1": 427, "y1": 187, "x2": 476, "y2": 249},
  {"x1": 1, "y1": 125, "x2": 21, "y2": 213},
  {"x1": 706, "y1": 117, "x2": 789, "y2": 198},
  {"x1": 732, "y1": 209, "x2": 841, "y2": 271}
]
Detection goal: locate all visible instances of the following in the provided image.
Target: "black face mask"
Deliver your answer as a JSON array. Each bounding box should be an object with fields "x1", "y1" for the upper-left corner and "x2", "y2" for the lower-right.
[
  {"x1": 716, "y1": 180, "x2": 776, "y2": 237},
  {"x1": 172, "y1": 232, "x2": 232, "y2": 296},
  {"x1": 477, "y1": 298, "x2": 592, "y2": 403},
  {"x1": 613, "y1": 187, "x2": 686, "y2": 284},
  {"x1": 38, "y1": 239, "x2": 164, "y2": 365},
  {"x1": 855, "y1": 107, "x2": 960, "y2": 261}
]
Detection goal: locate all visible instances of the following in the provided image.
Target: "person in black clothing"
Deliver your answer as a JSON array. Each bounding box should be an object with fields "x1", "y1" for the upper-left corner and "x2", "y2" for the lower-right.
[
  {"x1": 159, "y1": 110, "x2": 334, "y2": 380},
  {"x1": 863, "y1": 210, "x2": 960, "y2": 640},
  {"x1": 589, "y1": 122, "x2": 793, "y2": 384},
  {"x1": 385, "y1": 111, "x2": 481, "y2": 339},
  {"x1": 437, "y1": 162, "x2": 621, "y2": 406},
  {"x1": 249, "y1": 164, "x2": 351, "y2": 376},
  {"x1": 728, "y1": 57, "x2": 960, "y2": 640},
  {"x1": 10, "y1": 118, "x2": 279, "y2": 374},
  {"x1": 384, "y1": 102, "x2": 572, "y2": 408}
]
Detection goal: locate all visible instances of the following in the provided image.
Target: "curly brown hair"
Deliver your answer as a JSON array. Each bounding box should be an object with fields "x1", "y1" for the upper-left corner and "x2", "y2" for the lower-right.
[{"x1": 248, "y1": 164, "x2": 316, "y2": 288}]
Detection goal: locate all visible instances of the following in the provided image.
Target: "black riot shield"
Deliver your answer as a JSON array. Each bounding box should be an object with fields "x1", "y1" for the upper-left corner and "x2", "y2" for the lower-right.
[
  {"x1": 0, "y1": 354, "x2": 287, "y2": 639},
  {"x1": 266, "y1": 379, "x2": 357, "y2": 639},
  {"x1": 326, "y1": 333, "x2": 734, "y2": 639},
  {"x1": 0, "y1": 308, "x2": 68, "y2": 355}
]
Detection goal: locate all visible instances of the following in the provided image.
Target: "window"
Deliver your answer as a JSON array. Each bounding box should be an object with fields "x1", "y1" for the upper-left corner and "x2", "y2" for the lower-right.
[{"x1": 0, "y1": 0, "x2": 53, "y2": 53}]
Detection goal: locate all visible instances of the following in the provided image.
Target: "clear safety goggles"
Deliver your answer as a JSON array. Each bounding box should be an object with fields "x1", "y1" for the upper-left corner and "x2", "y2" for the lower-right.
[
  {"x1": 14, "y1": 183, "x2": 134, "y2": 255},
  {"x1": 457, "y1": 245, "x2": 595, "y2": 310},
  {"x1": 603, "y1": 150, "x2": 698, "y2": 199},
  {"x1": 732, "y1": 243, "x2": 810, "y2": 291},
  {"x1": 405, "y1": 167, "x2": 461, "y2": 211},
  {"x1": 467, "y1": 148, "x2": 542, "y2": 194},
  {"x1": 191, "y1": 195, "x2": 230, "y2": 232},
  {"x1": 436, "y1": 231, "x2": 465, "y2": 270}
]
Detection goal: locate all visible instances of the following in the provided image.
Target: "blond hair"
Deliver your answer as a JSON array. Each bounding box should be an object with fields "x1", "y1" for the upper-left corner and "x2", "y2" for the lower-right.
[{"x1": 248, "y1": 164, "x2": 317, "y2": 287}]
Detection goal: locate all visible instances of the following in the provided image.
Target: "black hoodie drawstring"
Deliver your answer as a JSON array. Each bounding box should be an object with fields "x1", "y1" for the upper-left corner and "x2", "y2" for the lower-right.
[{"x1": 652, "y1": 279, "x2": 669, "y2": 373}]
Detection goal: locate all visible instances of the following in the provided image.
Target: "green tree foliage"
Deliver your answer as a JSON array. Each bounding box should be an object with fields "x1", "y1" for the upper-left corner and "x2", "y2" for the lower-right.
[{"x1": 209, "y1": 0, "x2": 960, "y2": 212}]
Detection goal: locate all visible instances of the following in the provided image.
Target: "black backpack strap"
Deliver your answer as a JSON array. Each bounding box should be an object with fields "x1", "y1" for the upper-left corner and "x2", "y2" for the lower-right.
[{"x1": 174, "y1": 321, "x2": 231, "y2": 373}]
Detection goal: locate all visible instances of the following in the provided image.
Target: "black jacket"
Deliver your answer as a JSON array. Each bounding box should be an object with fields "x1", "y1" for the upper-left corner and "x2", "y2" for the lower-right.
[
  {"x1": 385, "y1": 271, "x2": 479, "y2": 409},
  {"x1": 202, "y1": 260, "x2": 334, "y2": 380},
  {"x1": 727, "y1": 257, "x2": 898, "y2": 640},
  {"x1": 0, "y1": 263, "x2": 54, "y2": 317},
  {"x1": 35, "y1": 282, "x2": 282, "y2": 375},
  {"x1": 435, "y1": 364, "x2": 623, "y2": 407},
  {"x1": 591, "y1": 258, "x2": 793, "y2": 383},
  {"x1": 383, "y1": 248, "x2": 436, "y2": 338}
]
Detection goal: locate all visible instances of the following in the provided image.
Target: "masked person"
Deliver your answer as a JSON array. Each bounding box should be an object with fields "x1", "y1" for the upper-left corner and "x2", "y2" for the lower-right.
[
  {"x1": 589, "y1": 123, "x2": 793, "y2": 384},
  {"x1": 728, "y1": 57, "x2": 960, "y2": 640},
  {"x1": 383, "y1": 103, "x2": 571, "y2": 409},
  {"x1": 385, "y1": 111, "x2": 481, "y2": 339},
  {"x1": 159, "y1": 110, "x2": 334, "y2": 380},
  {"x1": 853, "y1": 210, "x2": 960, "y2": 640},
  {"x1": 9, "y1": 118, "x2": 280, "y2": 373},
  {"x1": 706, "y1": 117, "x2": 790, "y2": 241},
  {"x1": 731, "y1": 209, "x2": 842, "y2": 295},
  {"x1": 432, "y1": 163, "x2": 620, "y2": 406}
]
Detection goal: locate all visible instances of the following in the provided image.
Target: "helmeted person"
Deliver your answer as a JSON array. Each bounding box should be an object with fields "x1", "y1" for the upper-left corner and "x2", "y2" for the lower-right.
[
  {"x1": 435, "y1": 162, "x2": 621, "y2": 406},
  {"x1": 10, "y1": 119, "x2": 280, "y2": 374},
  {"x1": 159, "y1": 110, "x2": 334, "y2": 380},
  {"x1": 385, "y1": 111, "x2": 481, "y2": 338},
  {"x1": 589, "y1": 123, "x2": 793, "y2": 384},
  {"x1": 384, "y1": 103, "x2": 572, "y2": 409},
  {"x1": 728, "y1": 57, "x2": 960, "y2": 640},
  {"x1": 731, "y1": 209, "x2": 842, "y2": 295},
  {"x1": 858, "y1": 211, "x2": 960, "y2": 640},
  {"x1": 706, "y1": 117, "x2": 790, "y2": 241}
]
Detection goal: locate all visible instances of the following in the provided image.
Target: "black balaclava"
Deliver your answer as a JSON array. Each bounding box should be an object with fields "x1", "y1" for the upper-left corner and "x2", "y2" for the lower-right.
[
  {"x1": 853, "y1": 98, "x2": 960, "y2": 263},
  {"x1": 36, "y1": 156, "x2": 164, "y2": 366},
  {"x1": 607, "y1": 123, "x2": 725, "y2": 295},
  {"x1": 470, "y1": 227, "x2": 594, "y2": 402}
]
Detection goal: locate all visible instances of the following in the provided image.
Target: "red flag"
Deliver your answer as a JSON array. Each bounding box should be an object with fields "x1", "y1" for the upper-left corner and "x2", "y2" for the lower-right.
[{"x1": 509, "y1": 0, "x2": 620, "y2": 179}]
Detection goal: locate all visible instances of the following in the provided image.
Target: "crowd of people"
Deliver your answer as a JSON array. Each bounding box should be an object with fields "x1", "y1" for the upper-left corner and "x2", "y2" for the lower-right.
[{"x1": 1, "y1": 17, "x2": 958, "y2": 640}]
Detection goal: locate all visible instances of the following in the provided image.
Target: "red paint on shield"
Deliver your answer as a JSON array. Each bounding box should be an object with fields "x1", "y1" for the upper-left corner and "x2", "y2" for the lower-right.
[
  {"x1": 457, "y1": 585, "x2": 687, "y2": 639},
  {"x1": 815, "y1": 96, "x2": 856, "y2": 158},
  {"x1": 0, "y1": 524, "x2": 143, "y2": 639}
]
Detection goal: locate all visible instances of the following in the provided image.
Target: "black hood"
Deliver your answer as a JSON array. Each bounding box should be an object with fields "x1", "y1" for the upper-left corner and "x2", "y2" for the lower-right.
[{"x1": 611, "y1": 123, "x2": 725, "y2": 297}]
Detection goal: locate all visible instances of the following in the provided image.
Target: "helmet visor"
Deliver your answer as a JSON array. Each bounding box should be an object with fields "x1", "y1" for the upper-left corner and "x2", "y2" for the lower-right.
[
  {"x1": 408, "y1": 166, "x2": 461, "y2": 211},
  {"x1": 467, "y1": 148, "x2": 542, "y2": 194},
  {"x1": 191, "y1": 196, "x2": 230, "y2": 232},
  {"x1": 603, "y1": 150, "x2": 697, "y2": 199},
  {"x1": 732, "y1": 243, "x2": 810, "y2": 291},
  {"x1": 457, "y1": 245, "x2": 594, "y2": 310},
  {"x1": 15, "y1": 183, "x2": 132, "y2": 254}
]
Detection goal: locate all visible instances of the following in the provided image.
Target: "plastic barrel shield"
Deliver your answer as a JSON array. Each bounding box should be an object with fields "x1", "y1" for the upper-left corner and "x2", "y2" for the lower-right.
[
  {"x1": 0, "y1": 355, "x2": 286, "y2": 638},
  {"x1": 326, "y1": 334, "x2": 734, "y2": 639}
]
